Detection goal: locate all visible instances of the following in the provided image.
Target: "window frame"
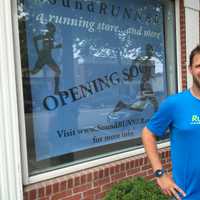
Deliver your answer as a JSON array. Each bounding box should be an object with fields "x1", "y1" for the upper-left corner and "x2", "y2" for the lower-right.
[{"x1": 12, "y1": 0, "x2": 181, "y2": 185}]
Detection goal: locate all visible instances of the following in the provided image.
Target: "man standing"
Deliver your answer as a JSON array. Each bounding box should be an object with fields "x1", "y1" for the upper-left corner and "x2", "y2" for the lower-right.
[{"x1": 142, "y1": 45, "x2": 200, "y2": 200}]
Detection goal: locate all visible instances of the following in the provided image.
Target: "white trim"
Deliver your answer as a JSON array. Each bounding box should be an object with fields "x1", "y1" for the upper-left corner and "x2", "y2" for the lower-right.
[
  {"x1": 26, "y1": 141, "x2": 170, "y2": 184},
  {"x1": 184, "y1": 0, "x2": 200, "y2": 11},
  {"x1": 0, "y1": 0, "x2": 23, "y2": 199},
  {"x1": 175, "y1": 0, "x2": 182, "y2": 92},
  {"x1": 11, "y1": 0, "x2": 30, "y2": 185}
]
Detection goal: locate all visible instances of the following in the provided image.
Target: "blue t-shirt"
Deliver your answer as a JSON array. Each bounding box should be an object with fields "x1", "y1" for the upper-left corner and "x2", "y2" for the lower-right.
[{"x1": 147, "y1": 90, "x2": 200, "y2": 200}]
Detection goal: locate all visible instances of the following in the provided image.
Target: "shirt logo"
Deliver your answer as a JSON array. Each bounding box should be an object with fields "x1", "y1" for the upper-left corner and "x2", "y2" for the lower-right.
[{"x1": 190, "y1": 115, "x2": 200, "y2": 125}]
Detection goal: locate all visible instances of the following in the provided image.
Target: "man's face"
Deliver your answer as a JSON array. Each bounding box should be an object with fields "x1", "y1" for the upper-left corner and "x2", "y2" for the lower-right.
[{"x1": 190, "y1": 53, "x2": 200, "y2": 89}]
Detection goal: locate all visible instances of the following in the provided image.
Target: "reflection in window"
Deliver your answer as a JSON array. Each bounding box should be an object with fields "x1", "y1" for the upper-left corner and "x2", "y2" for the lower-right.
[{"x1": 17, "y1": 0, "x2": 176, "y2": 175}]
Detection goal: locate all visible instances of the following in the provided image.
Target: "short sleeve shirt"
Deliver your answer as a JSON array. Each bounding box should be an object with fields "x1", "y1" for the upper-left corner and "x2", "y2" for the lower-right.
[{"x1": 147, "y1": 90, "x2": 200, "y2": 200}]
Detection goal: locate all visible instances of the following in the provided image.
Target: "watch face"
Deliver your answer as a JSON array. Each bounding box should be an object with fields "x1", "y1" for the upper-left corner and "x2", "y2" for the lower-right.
[
  {"x1": 157, "y1": 170, "x2": 163, "y2": 176},
  {"x1": 154, "y1": 169, "x2": 164, "y2": 177}
]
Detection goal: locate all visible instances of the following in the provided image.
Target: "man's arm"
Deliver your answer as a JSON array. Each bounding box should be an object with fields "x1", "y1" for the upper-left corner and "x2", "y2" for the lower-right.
[
  {"x1": 142, "y1": 127, "x2": 162, "y2": 171},
  {"x1": 142, "y1": 127, "x2": 186, "y2": 200}
]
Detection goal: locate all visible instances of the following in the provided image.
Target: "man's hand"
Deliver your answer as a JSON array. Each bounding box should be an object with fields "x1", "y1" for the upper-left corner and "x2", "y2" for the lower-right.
[{"x1": 156, "y1": 174, "x2": 186, "y2": 200}]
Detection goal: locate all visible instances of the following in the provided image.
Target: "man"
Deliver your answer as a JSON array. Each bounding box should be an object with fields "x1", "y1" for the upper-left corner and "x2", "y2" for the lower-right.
[
  {"x1": 142, "y1": 45, "x2": 200, "y2": 200},
  {"x1": 107, "y1": 44, "x2": 158, "y2": 121},
  {"x1": 30, "y1": 22, "x2": 62, "y2": 94},
  {"x1": 134, "y1": 44, "x2": 158, "y2": 111}
]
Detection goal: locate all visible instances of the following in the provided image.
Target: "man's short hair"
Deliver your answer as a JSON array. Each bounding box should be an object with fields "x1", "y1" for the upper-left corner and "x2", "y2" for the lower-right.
[{"x1": 190, "y1": 44, "x2": 200, "y2": 66}]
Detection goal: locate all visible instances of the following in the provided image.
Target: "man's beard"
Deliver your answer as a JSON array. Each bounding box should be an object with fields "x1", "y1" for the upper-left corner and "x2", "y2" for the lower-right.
[{"x1": 193, "y1": 75, "x2": 200, "y2": 89}]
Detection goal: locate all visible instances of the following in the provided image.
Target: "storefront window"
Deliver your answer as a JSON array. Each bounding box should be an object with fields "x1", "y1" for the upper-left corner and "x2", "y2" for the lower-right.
[{"x1": 18, "y1": 0, "x2": 176, "y2": 175}]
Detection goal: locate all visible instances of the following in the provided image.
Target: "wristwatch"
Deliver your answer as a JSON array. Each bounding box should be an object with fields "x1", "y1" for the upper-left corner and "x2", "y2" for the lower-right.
[{"x1": 154, "y1": 168, "x2": 165, "y2": 178}]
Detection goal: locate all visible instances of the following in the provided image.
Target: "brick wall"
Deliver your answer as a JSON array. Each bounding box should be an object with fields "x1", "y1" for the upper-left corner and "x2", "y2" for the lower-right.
[
  {"x1": 24, "y1": 148, "x2": 171, "y2": 200},
  {"x1": 180, "y1": 0, "x2": 187, "y2": 89},
  {"x1": 23, "y1": 0, "x2": 187, "y2": 199}
]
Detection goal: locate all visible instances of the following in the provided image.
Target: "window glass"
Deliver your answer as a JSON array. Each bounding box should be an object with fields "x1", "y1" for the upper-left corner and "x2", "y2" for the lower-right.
[{"x1": 17, "y1": 0, "x2": 176, "y2": 175}]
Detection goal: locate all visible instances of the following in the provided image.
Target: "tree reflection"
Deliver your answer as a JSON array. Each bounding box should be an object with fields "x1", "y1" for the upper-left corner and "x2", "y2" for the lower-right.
[{"x1": 72, "y1": 31, "x2": 142, "y2": 66}]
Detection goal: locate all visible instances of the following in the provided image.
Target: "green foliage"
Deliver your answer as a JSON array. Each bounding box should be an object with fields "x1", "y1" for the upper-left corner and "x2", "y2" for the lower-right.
[{"x1": 104, "y1": 177, "x2": 170, "y2": 200}]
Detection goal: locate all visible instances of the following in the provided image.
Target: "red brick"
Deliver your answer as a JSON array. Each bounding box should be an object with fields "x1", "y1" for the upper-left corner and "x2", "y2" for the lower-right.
[
  {"x1": 99, "y1": 170, "x2": 104, "y2": 178},
  {"x1": 180, "y1": 18, "x2": 185, "y2": 24},
  {"x1": 29, "y1": 189, "x2": 36, "y2": 200},
  {"x1": 94, "y1": 171, "x2": 99, "y2": 180},
  {"x1": 110, "y1": 166, "x2": 115, "y2": 175},
  {"x1": 73, "y1": 183, "x2": 92, "y2": 193},
  {"x1": 127, "y1": 168, "x2": 140, "y2": 176},
  {"x1": 68, "y1": 179, "x2": 73, "y2": 188},
  {"x1": 94, "y1": 177, "x2": 110, "y2": 187},
  {"x1": 135, "y1": 159, "x2": 139, "y2": 167},
  {"x1": 139, "y1": 158, "x2": 143, "y2": 165},
  {"x1": 163, "y1": 162, "x2": 172, "y2": 169},
  {"x1": 180, "y1": 0, "x2": 187, "y2": 90},
  {"x1": 53, "y1": 183, "x2": 59, "y2": 193},
  {"x1": 120, "y1": 163, "x2": 125, "y2": 171},
  {"x1": 46, "y1": 185, "x2": 52, "y2": 195},
  {"x1": 87, "y1": 173, "x2": 92, "y2": 182},
  {"x1": 134, "y1": 171, "x2": 147, "y2": 177},
  {"x1": 115, "y1": 165, "x2": 120, "y2": 173},
  {"x1": 166, "y1": 151, "x2": 170, "y2": 158},
  {"x1": 51, "y1": 191, "x2": 72, "y2": 200},
  {"x1": 83, "y1": 187, "x2": 101, "y2": 197},
  {"x1": 180, "y1": 40, "x2": 186, "y2": 46},
  {"x1": 126, "y1": 161, "x2": 130, "y2": 170},
  {"x1": 81, "y1": 174, "x2": 86, "y2": 184},
  {"x1": 60, "y1": 181, "x2": 67, "y2": 191},
  {"x1": 38, "y1": 187, "x2": 45, "y2": 198},
  {"x1": 130, "y1": 160, "x2": 135, "y2": 168},
  {"x1": 63, "y1": 194, "x2": 81, "y2": 200},
  {"x1": 74, "y1": 177, "x2": 80, "y2": 186},
  {"x1": 111, "y1": 172, "x2": 126, "y2": 181},
  {"x1": 147, "y1": 169, "x2": 153, "y2": 175},
  {"x1": 141, "y1": 164, "x2": 151, "y2": 170},
  {"x1": 104, "y1": 168, "x2": 109, "y2": 177}
]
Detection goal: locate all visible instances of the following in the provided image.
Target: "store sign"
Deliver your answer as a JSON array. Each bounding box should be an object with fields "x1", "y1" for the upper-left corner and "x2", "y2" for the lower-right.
[{"x1": 21, "y1": 0, "x2": 167, "y2": 160}]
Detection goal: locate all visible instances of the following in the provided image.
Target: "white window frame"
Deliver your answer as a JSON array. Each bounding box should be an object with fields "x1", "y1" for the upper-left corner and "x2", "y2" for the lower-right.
[{"x1": 0, "y1": 0, "x2": 23, "y2": 199}]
